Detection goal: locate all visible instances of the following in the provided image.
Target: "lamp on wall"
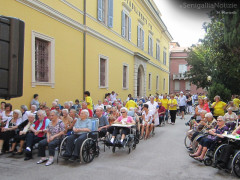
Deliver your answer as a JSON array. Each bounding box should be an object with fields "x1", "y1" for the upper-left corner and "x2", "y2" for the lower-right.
[{"x1": 207, "y1": 76, "x2": 212, "y2": 82}]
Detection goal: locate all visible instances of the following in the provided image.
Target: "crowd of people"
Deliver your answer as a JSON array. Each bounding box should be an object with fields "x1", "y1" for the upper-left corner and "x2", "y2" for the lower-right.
[
  {"x1": 186, "y1": 94, "x2": 240, "y2": 176},
  {"x1": 1, "y1": 90, "x2": 239, "y2": 168}
]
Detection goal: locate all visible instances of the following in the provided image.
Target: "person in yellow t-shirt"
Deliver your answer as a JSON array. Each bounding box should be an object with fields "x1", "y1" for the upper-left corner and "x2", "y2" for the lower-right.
[
  {"x1": 125, "y1": 98, "x2": 138, "y2": 110},
  {"x1": 168, "y1": 94, "x2": 178, "y2": 125},
  {"x1": 233, "y1": 95, "x2": 240, "y2": 108},
  {"x1": 161, "y1": 95, "x2": 169, "y2": 123},
  {"x1": 84, "y1": 91, "x2": 93, "y2": 110},
  {"x1": 211, "y1": 95, "x2": 227, "y2": 118},
  {"x1": 154, "y1": 96, "x2": 161, "y2": 103}
]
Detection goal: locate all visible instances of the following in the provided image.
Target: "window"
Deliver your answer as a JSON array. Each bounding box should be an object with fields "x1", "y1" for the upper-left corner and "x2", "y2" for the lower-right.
[
  {"x1": 156, "y1": 42, "x2": 160, "y2": 60},
  {"x1": 174, "y1": 80, "x2": 180, "y2": 91},
  {"x1": 32, "y1": 31, "x2": 55, "y2": 88},
  {"x1": 121, "y1": 11, "x2": 131, "y2": 41},
  {"x1": 179, "y1": 64, "x2": 187, "y2": 74},
  {"x1": 156, "y1": 75, "x2": 159, "y2": 91},
  {"x1": 123, "y1": 64, "x2": 129, "y2": 89},
  {"x1": 137, "y1": 25, "x2": 144, "y2": 50},
  {"x1": 163, "y1": 78, "x2": 166, "y2": 91},
  {"x1": 98, "y1": 0, "x2": 113, "y2": 28},
  {"x1": 148, "y1": 34, "x2": 153, "y2": 56},
  {"x1": 186, "y1": 81, "x2": 191, "y2": 91},
  {"x1": 148, "y1": 73, "x2": 152, "y2": 90},
  {"x1": 99, "y1": 55, "x2": 108, "y2": 88},
  {"x1": 163, "y1": 50, "x2": 167, "y2": 65}
]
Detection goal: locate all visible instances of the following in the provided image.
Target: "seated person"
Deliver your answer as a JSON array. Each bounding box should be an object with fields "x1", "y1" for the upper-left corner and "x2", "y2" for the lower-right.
[
  {"x1": 109, "y1": 107, "x2": 135, "y2": 145},
  {"x1": 78, "y1": 102, "x2": 93, "y2": 118},
  {"x1": 217, "y1": 124, "x2": 240, "y2": 169},
  {"x1": 11, "y1": 113, "x2": 35, "y2": 155},
  {"x1": 61, "y1": 109, "x2": 76, "y2": 135},
  {"x1": 94, "y1": 107, "x2": 109, "y2": 138},
  {"x1": 190, "y1": 116, "x2": 228, "y2": 161},
  {"x1": 0, "y1": 109, "x2": 22, "y2": 154},
  {"x1": 37, "y1": 110, "x2": 65, "y2": 166},
  {"x1": 62, "y1": 109, "x2": 92, "y2": 162},
  {"x1": 157, "y1": 102, "x2": 166, "y2": 126},
  {"x1": 140, "y1": 104, "x2": 154, "y2": 140},
  {"x1": 106, "y1": 107, "x2": 119, "y2": 136},
  {"x1": 224, "y1": 107, "x2": 238, "y2": 131},
  {"x1": 24, "y1": 110, "x2": 50, "y2": 160}
]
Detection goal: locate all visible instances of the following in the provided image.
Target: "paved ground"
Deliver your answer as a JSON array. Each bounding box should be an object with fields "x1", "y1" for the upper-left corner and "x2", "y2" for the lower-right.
[{"x1": 0, "y1": 115, "x2": 238, "y2": 180}]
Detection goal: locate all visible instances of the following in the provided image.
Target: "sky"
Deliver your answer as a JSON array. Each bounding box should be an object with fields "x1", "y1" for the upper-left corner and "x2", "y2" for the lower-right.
[{"x1": 154, "y1": 0, "x2": 210, "y2": 47}]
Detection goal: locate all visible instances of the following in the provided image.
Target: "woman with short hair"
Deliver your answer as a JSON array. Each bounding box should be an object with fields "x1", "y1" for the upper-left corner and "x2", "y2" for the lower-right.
[
  {"x1": 37, "y1": 110, "x2": 65, "y2": 166},
  {"x1": 211, "y1": 96, "x2": 227, "y2": 119}
]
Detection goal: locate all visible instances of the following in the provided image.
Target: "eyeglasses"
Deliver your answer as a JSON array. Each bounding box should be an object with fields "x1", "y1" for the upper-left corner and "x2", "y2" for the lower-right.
[
  {"x1": 121, "y1": 111, "x2": 126, "y2": 113},
  {"x1": 217, "y1": 120, "x2": 223, "y2": 122}
]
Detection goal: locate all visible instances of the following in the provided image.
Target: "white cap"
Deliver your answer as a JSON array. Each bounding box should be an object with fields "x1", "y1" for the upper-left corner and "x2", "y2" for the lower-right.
[{"x1": 180, "y1": 91, "x2": 183, "y2": 94}]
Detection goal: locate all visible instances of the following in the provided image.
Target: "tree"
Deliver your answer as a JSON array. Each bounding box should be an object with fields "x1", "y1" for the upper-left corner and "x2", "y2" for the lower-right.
[{"x1": 185, "y1": 9, "x2": 240, "y2": 95}]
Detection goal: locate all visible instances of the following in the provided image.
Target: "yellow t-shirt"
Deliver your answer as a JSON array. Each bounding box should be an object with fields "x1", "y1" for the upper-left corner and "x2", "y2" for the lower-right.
[
  {"x1": 86, "y1": 96, "x2": 93, "y2": 110},
  {"x1": 212, "y1": 101, "x2": 227, "y2": 116},
  {"x1": 154, "y1": 98, "x2": 161, "y2": 103},
  {"x1": 233, "y1": 98, "x2": 240, "y2": 108},
  {"x1": 168, "y1": 99, "x2": 177, "y2": 110},
  {"x1": 125, "y1": 100, "x2": 138, "y2": 110},
  {"x1": 161, "y1": 99, "x2": 169, "y2": 109}
]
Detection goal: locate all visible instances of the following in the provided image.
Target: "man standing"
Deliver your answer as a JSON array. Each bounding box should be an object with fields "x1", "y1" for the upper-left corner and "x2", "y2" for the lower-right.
[{"x1": 178, "y1": 92, "x2": 187, "y2": 120}]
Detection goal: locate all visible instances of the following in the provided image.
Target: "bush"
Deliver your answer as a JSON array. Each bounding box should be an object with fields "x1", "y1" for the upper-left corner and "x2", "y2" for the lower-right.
[{"x1": 208, "y1": 83, "x2": 231, "y2": 103}]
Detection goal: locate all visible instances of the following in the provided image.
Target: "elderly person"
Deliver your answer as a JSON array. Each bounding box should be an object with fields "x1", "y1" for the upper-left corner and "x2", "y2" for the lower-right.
[
  {"x1": 178, "y1": 92, "x2": 187, "y2": 120},
  {"x1": 190, "y1": 116, "x2": 228, "y2": 161},
  {"x1": 62, "y1": 109, "x2": 92, "y2": 162},
  {"x1": 27, "y1": 105, "x2": 37, "y2": 117},
  {"x1": 94, "y1": 107, "x2": 109, "y2": 138},
  {"x1": 94, "y1": 100, "x2": 104, "y2": 111},
  {"x1": 224, "y1": 107, "x2": 238, "y2": 130},
  {"x1": 11, "y1": 113, "x2": 35, "y2": 155},
  {"x1": 61, "y1": 109, "x2": 76, "y2": 135},
  {"x1": 63, "y1": 102, "x2": 70, "y2": 110},
  {"x1": 0, "y1": 109, "x2": 22, "y2": 154},
  {"x1": 30, "y1": 94, "x2": 40, "y2": 110},
  {"x1": 226, "y1": 101, "x2": 238, "y2": 112},
  {"x1": 24, "y1": 110, "x2": 50, "y2": 161},
  {"x1": 37, "y1": 110, "x2": 65, "y2": 166},
  {"x1": 69, "y1": 109, "x2": 78, "y2": 122},
  {"x1": 20, "y1": 105, "x2": 29, "y2": 122},
  {"x1": 109, "y1": 107, "x2": 135, "y2": 145},
  {"x1": 140, "y1": 104, "x2": 154, "y2": 140},
  {"x1": 51, "y1": 101, "x2": 58, "y2": 110},
  {"x1": 104, "y1": 105, "x2": 112, "y2": 118},
  {"x1": 79, "y1": 102, "x2": 93, "y2": 118},
  {"x1": 211, "y1": 95, "x2": 227, "y2": 119},
  {"x1": 168, "y1": 94, "x2": 178, "y2": 125},
  {"x1": 157, "y1": 102, "x2": 166, "y2": 126}
]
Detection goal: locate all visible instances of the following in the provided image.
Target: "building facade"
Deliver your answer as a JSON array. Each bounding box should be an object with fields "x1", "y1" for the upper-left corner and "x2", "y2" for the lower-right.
[
  {"x1": 169, "y1": 42, "x2": 206, "y2": 95},
  {"x1": 0, "y1": 0, "x2": 172, "y2": 108}
]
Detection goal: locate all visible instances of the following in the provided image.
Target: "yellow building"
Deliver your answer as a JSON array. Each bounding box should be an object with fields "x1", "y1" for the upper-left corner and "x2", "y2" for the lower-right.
[{"x1": 0, "y1": 0, "x2": 172, "y2": 108}]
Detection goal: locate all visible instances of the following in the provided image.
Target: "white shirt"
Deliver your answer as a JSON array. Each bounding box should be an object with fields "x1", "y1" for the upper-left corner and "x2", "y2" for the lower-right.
[
  {"x1": 146, "y1": 101, "x2": 158, "y2": 113},
  {"x1": 110, "y1": 93, "x2": 117, "y2": 102},
  {"x1": 94, "y1": 104, "x2": 104, "y2": 110},
  {"x1": 178, "y1": 95, "x2": 187, "y2": 106},
  {"x1": 1, "y1": 111, "x2": 13, "y2": 122},
  {"x1": 142, "y1": 110, "x2": 153, "y2": 123}
]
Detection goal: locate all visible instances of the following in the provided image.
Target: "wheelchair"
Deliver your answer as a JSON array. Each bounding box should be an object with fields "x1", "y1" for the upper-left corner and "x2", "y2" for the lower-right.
[
  {"x1": 104, "y1": 124, "x2": 139, "y2": 154},
  {"x1": 57, "y1": 118, "x2": 100, "y2": 163}
]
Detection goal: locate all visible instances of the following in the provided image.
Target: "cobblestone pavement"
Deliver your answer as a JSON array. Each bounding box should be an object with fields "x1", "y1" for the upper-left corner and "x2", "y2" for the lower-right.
[{"x1": 0, "y1": 115, "x2": 238, "y2": 180}]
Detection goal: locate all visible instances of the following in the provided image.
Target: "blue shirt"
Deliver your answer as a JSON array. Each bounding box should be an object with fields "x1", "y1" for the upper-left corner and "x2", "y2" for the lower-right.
[
  {"x1": 32, "y1": 118, "x2": 50, "y2": 130},
  {"x1": 74, "y1": 118, "x2": 92, "y2": 135}
]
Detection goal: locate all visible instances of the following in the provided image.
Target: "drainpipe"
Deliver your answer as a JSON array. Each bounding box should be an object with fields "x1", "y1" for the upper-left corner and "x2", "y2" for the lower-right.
[{"x1": 83, "y1": 0, "x2": 86, "y2": 99}]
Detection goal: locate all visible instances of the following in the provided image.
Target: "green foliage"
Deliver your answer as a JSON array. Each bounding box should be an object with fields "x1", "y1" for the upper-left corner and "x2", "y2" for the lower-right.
[
  {"x1": 208, "y1": 83, "x2": 231, "y2": 103},
  {"x1": 185, "y1": 9, "x2": 240, "y2": 95}
]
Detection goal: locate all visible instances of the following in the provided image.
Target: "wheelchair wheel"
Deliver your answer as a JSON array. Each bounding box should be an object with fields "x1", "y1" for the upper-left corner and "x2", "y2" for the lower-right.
[
  {"x1": 80, "y1": 138, "x2": 95, "y2": 163},
  {"x1": 213, "y1": 144, "x2": 228, "y2": 164},
  {"x1": 128, "y1": 147, "x2": 131, "y2": 154},
  {"x1": 204, "y1": 157, "x2": 213, "y2": 166},
  {"x1": 232, "y1": 151, "x2": 240, "y2": 177},
  {"x1": 184, "y1": 135, "x2": 191, "y2": 150},
  {"x1": 132, "y1": 143, "x2": 136, "y2": 150},
  {"x1": 95, "y1": 145, "x2": 100, "y2": 157},
  {"x1": 59, "y1": 136, "x2": 68, "y2": 157}
]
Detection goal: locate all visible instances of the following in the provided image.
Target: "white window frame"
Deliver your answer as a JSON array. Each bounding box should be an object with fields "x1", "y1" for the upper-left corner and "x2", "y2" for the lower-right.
[
  {"x1": 179, "y1": 64, "x2": 187, "y2": 74},
  {"x1": 156, "y1": 75, "x2": 159, "y2": 91},
  {"x1": 99, "y1": 54, "x2": 109, "y2": 89},
  {"x1": 185, "y1": 81, "x2": 191, "y2": 91},
  {"x1": 148, "y1": 73, "x2": 152, "y2": 91},
  {"x1": 122, "y1": 63, "x2": 129, "y2": 89},
  {"x1": 32, "y1": 31, "x2": 55, "y2": 88},
  {"x1": 156, "y1": 41, "x2": 160, "y2": 61},
  {"x1": 163, "y1": 48, "x2": 167, "y2": 65},
  {"x1": 174, "y1": 80, "x2": 180, "y2": 91},
  {"x1": 148, "y1": 34, "x2": 153, "y2": 56},
  {"x1": 138, "y1": 24, "x2": 144, "y2": 50},
  {"x1": 122, "y1": 8, "x2": 131, "y2": 41}
]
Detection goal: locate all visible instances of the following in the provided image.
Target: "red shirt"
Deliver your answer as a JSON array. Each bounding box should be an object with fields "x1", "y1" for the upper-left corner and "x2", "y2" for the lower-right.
[
  {"x1": 158, "y1": 106, "x2": 166, "y2": 117},
  {"x1": 204, "y1": 103, "x2": 210, "y2": 112},
  {"x1": 79, "y1": 108, "x2": 93, "y2": 117}
]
